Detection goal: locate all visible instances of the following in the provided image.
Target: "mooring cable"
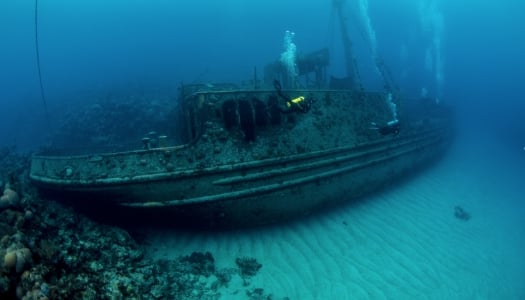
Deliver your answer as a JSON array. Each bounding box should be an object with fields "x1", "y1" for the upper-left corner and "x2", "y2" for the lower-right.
[{"x1": 34, "y1": 0, "x2": 49, "y2": 122}]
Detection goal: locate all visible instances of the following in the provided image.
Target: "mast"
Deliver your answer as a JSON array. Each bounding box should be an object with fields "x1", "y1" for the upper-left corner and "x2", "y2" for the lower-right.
[{"x1": 333, "y1": 0, "x2": 359, "y2": 88}]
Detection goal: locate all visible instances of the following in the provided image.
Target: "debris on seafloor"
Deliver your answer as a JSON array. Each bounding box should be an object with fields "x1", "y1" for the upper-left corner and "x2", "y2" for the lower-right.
[{"x1": 454, "y1": 205, "x2": 471, "y2": 221}]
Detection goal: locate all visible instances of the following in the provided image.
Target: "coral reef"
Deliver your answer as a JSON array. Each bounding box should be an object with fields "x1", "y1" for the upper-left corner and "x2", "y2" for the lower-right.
[
  {"x1": 0, "y1": 147, "x2": 28, "y2": 174},
  {"x1": 40, "y1": 93, "x2": 183, "y2": 155},
  {"x1": 246, "y1": 287, "x2": 287, "y2": 300},
  {"x1": 236, "y1": 257, "x2": 263, "y2": 287},
  {"x1": 0, "y1": 191, "x2": 286, "y2": 299},
  {"x1": 236, "y1": 257, "x2": 262, "y2": 278},
  {"x1": 0, "y1": 152, "x2": 286, "y2": 299},
  {"x1": 180, "y1": 251, "x2": 216, "y2": 277}
]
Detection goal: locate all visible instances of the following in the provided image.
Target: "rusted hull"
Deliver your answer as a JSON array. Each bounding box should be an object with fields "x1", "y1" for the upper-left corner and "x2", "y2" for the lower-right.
[{"x1": 30, "y1": 127, "x2": 451, "y2": 227}]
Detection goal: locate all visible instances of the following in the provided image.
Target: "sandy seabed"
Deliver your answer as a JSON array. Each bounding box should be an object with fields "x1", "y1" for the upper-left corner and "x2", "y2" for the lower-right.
[{"x1": 144, "y1": 131, "x2": 525, "y2": 299}]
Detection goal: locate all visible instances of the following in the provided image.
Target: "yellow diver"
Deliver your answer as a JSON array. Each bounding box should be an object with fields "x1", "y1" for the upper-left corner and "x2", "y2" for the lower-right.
[{"x1": 273, "y1": 80, "x2": 312, "y2": 113}]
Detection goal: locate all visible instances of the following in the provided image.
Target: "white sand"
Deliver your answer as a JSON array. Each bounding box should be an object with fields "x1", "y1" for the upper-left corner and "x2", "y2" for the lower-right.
[{"x1": 144, "y1": 131, "x2": 525, "y2": 299}]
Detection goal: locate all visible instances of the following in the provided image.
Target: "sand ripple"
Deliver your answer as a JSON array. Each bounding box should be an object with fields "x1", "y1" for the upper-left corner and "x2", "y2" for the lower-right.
[{"x1": 144, "y1": 139, "x2": 525, "y2": 299}]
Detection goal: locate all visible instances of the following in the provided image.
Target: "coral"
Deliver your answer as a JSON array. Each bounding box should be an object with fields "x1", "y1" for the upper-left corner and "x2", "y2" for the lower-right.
[
  {"x1": 0, "y1": 166, "x2": 285, "y2": 299},
  {"x1": 246, "y1": 287, "x2": 284, "y2": 300},
  {"x1": 236, "y1": 257, "x2": 262, "y2": 277},
  {"x1": 3, "y1": 248, "x2": 32, "y2": 273},
  {"x1": 0, "y1": 146, "x2": 30, "y2": 183},
  {"x1": 0, "y1": 188, "x2": 19, "y2": 209},
  {"x1": 180, "y1": 251, "x2": 216, "y2": 277},
  {"x1": 4, "y1": 248, "x2": 32, "y2": 273},
  {"x1": 3, "y1": 251, "x2": 16, "y2": 269},
  {"x1": 43, "y1": 93, "x2": 180, "y2": 155},
  {"x1": 15, "y1": 248, "x2": 32, "y2": 273}
]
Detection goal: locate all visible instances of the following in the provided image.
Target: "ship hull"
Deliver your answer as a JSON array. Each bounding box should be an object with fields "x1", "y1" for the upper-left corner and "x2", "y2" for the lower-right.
[{"x1": 31, "y1": 129, "x2": 451, "y2": 227}]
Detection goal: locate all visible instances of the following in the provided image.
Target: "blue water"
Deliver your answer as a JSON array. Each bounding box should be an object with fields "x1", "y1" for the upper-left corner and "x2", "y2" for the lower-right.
[
  {"x1": 1, "y1": 0, "x2": 524, "y2": 298},
  {"x1": 1, "y1": 0, "x2": 524, "y2": 149}
]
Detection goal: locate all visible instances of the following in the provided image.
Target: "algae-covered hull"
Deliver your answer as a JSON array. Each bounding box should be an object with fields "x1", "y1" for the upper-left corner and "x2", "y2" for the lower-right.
[{"x1": 30, "y1": 89, "x2": 453, "y2": 227}]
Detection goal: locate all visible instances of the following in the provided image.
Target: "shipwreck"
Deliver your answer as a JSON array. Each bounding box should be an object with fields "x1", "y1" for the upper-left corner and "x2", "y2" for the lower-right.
[{"x1": 29, "y1": 1, "x2": 454, "y2": 227}]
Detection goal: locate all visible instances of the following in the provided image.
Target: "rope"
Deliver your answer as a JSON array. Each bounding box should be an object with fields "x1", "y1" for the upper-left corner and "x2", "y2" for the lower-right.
[{"x1": 35, "y1": 0, "x2": 49, "y2": 122}]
